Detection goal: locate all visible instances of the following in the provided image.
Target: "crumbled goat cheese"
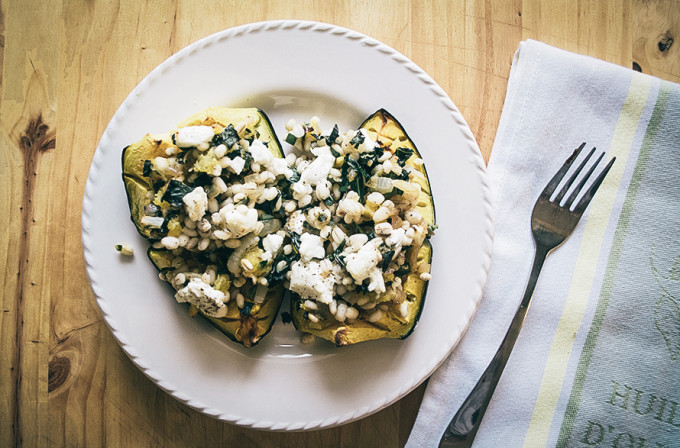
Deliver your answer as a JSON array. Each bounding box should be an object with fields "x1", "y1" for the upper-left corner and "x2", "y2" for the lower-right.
[
  {"x1": 348, "y1": 233, "x2": 369, "y2": 251},
  {"x1": 230, "y1": 156, "x2": 246, "y2": 175},
  {"x1": 183, "y1": 186, "x2": 208, "y2": 222},
  {"x1": 300, "y1": 146, "x2": 335, "y2": 186},
  {"x1": 345, "y1": 239, "x2": 382, "y2": 283},
  {"x1": 219, "y1": 203, "x2": 259, "y2": 238},
  {"x1": 175, "y1": 125, "x2": 214, "y2": 148},
  {"x1": 367, "y1": 265, "x2": 386, "y2": 293},
  {"x1": 175, "y1": 278, "x2": 227, "y2": 318},
  {"x1": 299, "y1": 233, "x2": 325, "y2": 262},
  {"x1": 387, "y1": 228, "x2": 413, "y2": 248},
  {"x1": 249, "y1": 139, "x2": 293, "y2": 178},
  {"x1": 269, "y1": 157, "x2": 293, "y2": 178},
  {"x1": 249, "y1": 139, "x2": 272, "y2": 164},
  {"x1": 262, "y1": 233, "x2": 284, "y2": 256},
  {"x1": 285, "y1": 210, "x2": 306, "y2": 234},
  {"x1": 289, "y1": 261, "x2": 335, "y2": 304}
]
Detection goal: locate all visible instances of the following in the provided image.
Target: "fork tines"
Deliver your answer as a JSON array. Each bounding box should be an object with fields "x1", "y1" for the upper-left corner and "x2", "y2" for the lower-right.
[{"x1": 543, "y1": 143, "x2": 616, "y2": 213}]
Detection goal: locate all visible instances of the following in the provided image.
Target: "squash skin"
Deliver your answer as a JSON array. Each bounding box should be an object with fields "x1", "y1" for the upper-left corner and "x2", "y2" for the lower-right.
[
  {"x1": 291, "y1": 110, "x2": 436, "y2": 346},
  {"x1": 122, "y1": 107, "x2": 286, "y2": 347}
]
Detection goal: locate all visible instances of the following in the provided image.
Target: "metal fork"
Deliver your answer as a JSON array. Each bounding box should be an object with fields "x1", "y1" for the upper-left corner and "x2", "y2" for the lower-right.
[{"x1": 439, "y1": 143, "x2": 615, "y2": 447}]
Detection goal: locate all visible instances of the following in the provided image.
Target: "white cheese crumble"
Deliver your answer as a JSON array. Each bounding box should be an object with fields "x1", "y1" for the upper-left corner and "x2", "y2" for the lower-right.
[
  {"x1": 229, "y1": 156, "x2": 246, "y2": 175},
  {"x1": 337, "y1": 191, "x2": 364, "y2": 224},
  {"x1": 175, "y1": 278, "x2": 228, "y2": 318},
  {"x1": 289, "y1": 261, "x2": 335, "y2": 304},
  {"x1": 175, "y1": 125, "x2": 214, "y2": 148},
  {"x1": 300, "y1": 146, "x2": 335, "y2": 186},
  {"x1": 249, "y1": 139, "x2": 293, "y2": 178},
  {"x1": 344, "y1": 239, "x2": 382, "y2": 284},
  {"x1": 355, "y1": 129, "x2": 376, "y2": 153},
  {"x1": 387, "y1": 227, "x2": 413, "y2": 248},
  {"x1": 262, "y1": 233, "x2": 284, "y2": 256},
  {"x1": 219, "y1": 203, "x2": 259, "y2": 238},
  {"x1": 285, "y1": 210, "x2": 306, "y2": 234},
  {"x1": 183, "y1": 186, "x2": 208, "y2": 222},
  {"x1": 298, "y1": 233, "x2": 325, "y2": 262}
]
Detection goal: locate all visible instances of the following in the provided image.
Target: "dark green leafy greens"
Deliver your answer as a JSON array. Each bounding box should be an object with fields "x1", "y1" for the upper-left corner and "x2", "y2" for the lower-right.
[
  {"x1": 212, "y1": 124, "x2": 240, "y2": 148},
  {"x1": 381, "y1": 249, "x2": 395, "y2": 271},
  {"x1": 142, "y1": 160, "x2": 153, "y2": 177},
  {"x1": 325, "y1": 124, "x2": 339, "y2": 146},
  {"x1": 349, "y1": 130, "x2": 365, "y2": 148},
  {"x1": 395, "y1": 147, "x2": 414, "y2": 166},
  {"x1": 331, "y1": 240, "x2": 346, "y2": 267},
  {"x1": 162, "y1": 180, "x2": 193, "y2": 208},
  {"x1": 339, "y1": 157, "x2": 370, "y2": 202}
]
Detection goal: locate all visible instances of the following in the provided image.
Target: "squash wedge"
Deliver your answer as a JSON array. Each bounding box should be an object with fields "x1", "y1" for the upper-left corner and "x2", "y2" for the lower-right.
[
  {"x1": 121, "y1": 107, "x2": 287, "y2": 347},
  {"x1": 291, "y1": 110, "x2": 436, "y2": 345}
]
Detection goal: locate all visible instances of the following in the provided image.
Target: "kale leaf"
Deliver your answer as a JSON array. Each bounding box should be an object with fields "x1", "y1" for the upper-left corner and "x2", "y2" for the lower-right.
[
  {"x1": 241, "y1": 301, "x2": 254, "y2": 316},
  {"x1": 381, "y1": 250, "x2": 395, "y2": 271},
  {"x1": 162, "y1": 179, "x2": 193, "y2": 207},
  {"x1": 349, "y1": 130, "x2": 365, "y2": 148},
  {"x1": 266, "y1": 243, "x2": 300, "y2": 284},
  {"x1": 395, "y1": 147, "x2": 414, "y2": 166},
  {"x1": 212, "y1": 124, "x2": 240, "y2": 149},
  {"x1": 339, "y1": 157, "x2": 370, "y2": 202},
  {"x1": 142, "y1": 160, "x2": 153, "y2": 177},
  {"x1": 325, "y1": 124, "x2": 340, "y2": 146},
  {"x1": 277, "y1": 167, "x2": 300, "y2": 201},
  {"x1": 394, "y1": 264, "x2": 411, "y2": 277},
  {"x1": 331, "y1": 240, "x2": 346, "y2": 267},
  {"x1": 160, "y1": 209, "x2": 180, "y2": 233},
  {"x1": 289, "y1": 232, "x2": 301, "y2": 253},
  {"x1": 255, "y1": 190, "x2": 281, "y2": 215}
]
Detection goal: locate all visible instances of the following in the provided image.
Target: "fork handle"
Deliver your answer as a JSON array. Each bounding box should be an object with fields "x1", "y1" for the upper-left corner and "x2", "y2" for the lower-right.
[{"x1": 439, "y1": 246, "x2": 549, "y2": 448}]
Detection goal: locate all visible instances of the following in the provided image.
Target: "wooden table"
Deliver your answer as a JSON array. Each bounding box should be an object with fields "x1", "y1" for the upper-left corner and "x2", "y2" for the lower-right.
[{"x1": 2, "y1": 1, "x2": 678, "y2": 446}]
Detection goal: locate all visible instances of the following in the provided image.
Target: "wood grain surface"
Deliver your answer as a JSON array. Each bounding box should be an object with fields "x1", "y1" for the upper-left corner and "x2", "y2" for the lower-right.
[{"x1": 1, "y1": 1, "x2": 678, "y2": 447}]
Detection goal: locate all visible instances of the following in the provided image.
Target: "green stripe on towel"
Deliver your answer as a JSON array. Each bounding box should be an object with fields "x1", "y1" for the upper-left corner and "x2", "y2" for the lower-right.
[{"x1": 556, "y1": 81, "x2": 672, "y2": 447}]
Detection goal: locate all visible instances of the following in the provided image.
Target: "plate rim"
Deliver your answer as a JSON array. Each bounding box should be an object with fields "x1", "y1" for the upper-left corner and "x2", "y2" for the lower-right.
[{"x1": 81, "y1": 19, "x2": 494, "y2": 431}]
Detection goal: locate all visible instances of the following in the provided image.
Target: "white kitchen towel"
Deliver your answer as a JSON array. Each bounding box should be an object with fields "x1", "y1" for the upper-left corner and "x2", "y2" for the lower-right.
[{"x1": 407, "y1": 40, "x2": 680, "y2": 447}]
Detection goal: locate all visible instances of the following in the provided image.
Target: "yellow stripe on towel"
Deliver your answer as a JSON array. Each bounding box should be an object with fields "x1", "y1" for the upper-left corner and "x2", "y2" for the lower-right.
[{"x1": 522, "y1": 74, "x2": 653, "y2": 448}]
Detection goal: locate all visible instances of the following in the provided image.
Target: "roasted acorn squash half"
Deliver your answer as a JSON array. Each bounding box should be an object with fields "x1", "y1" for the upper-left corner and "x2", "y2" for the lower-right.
[
  {"x1": 291, "y1": 109, "x2": 436, "y2": 345},
  {"x1": 122, "y1": 107, "x2": 287, "y2": 347}
]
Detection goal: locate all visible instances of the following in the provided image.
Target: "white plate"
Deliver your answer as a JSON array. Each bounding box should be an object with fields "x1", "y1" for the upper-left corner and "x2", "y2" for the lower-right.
[{"x1": 82, "y1": 20, "x2": 493, "y2": 430}]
